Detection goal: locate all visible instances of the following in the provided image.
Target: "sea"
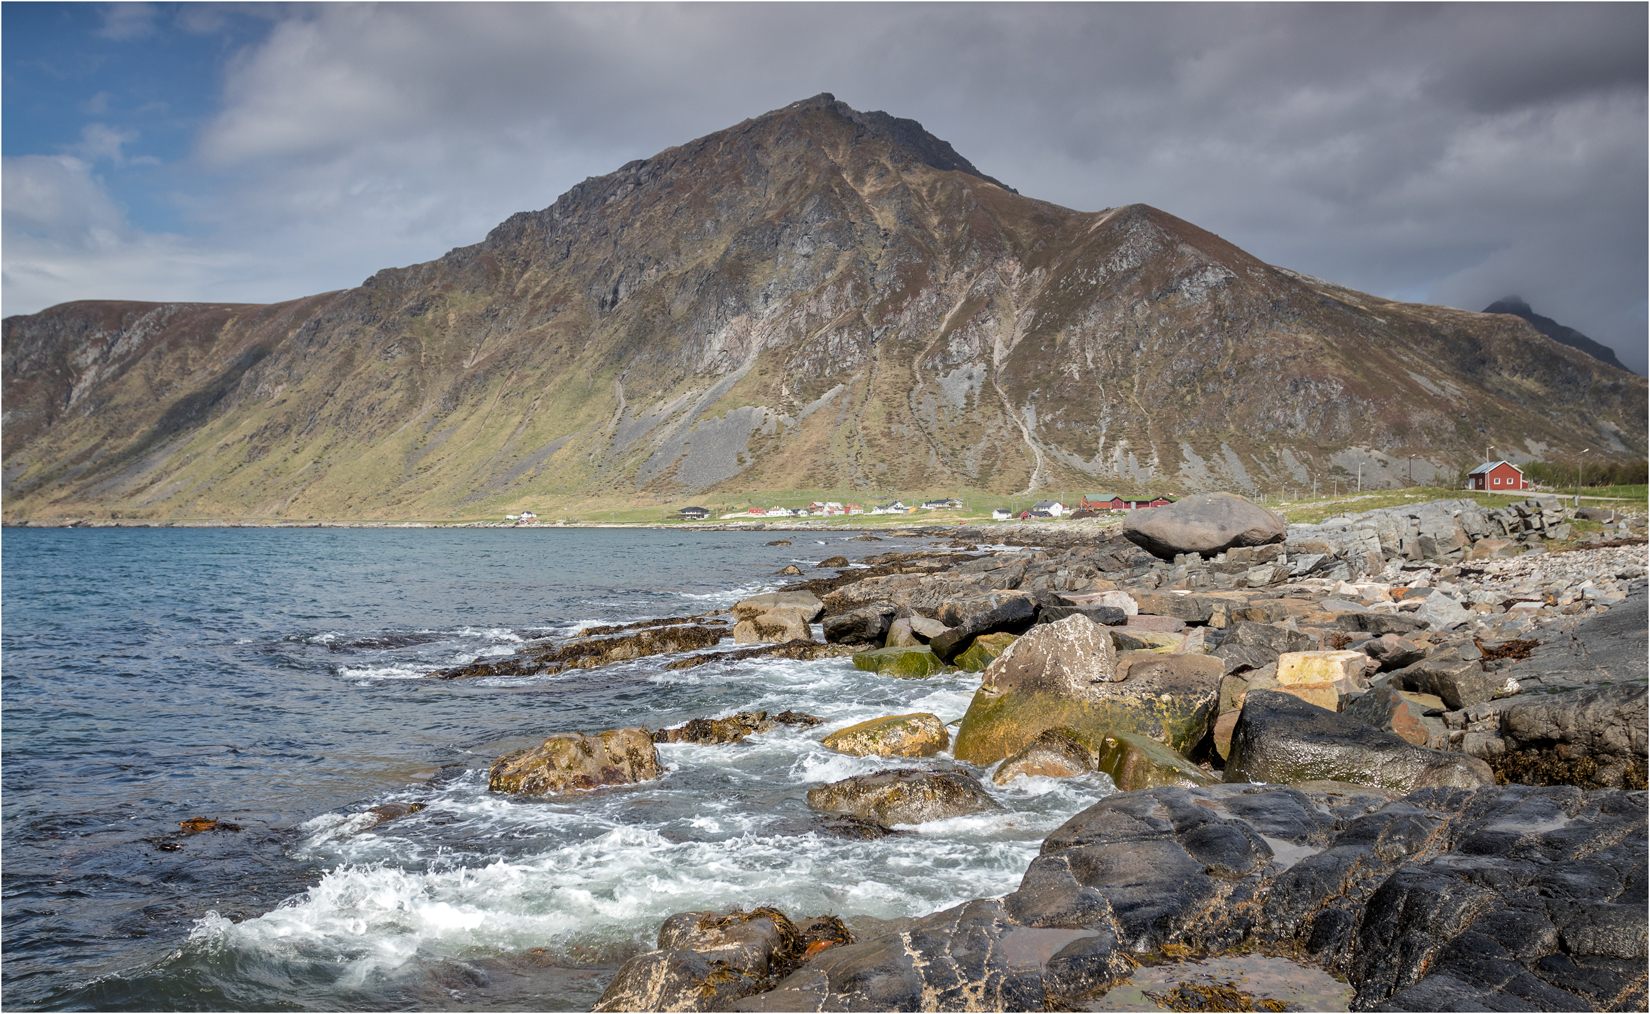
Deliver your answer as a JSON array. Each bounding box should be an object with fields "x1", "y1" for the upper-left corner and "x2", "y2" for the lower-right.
[{"x1": 1, "y1": 527, "x2": 1114, "y2": 1011}]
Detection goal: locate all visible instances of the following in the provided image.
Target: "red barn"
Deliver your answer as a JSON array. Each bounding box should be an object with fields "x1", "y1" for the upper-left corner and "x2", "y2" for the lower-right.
[{"x1": 1466, "y1": 461, "x2": 1528, "y2": 491}]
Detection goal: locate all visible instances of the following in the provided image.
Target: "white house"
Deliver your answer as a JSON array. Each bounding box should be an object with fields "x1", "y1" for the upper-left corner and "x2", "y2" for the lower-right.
[
  {"x1": 991, "y1": 508, "x2": 1012, "y2": 520},
  {"x1": 1031, "y1": 500, "x2": 1064, "y2": 517}
]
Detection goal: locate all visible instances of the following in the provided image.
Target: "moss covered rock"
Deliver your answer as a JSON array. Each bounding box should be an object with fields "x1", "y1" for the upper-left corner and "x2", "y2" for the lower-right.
[
  {"x1": 955, "y1": 631, "x2": 1019, "y2": 672},
  {"x1": 822, "y1": 713, "x2": 948, "y2": 758},
  {"x1": 1093, "y1": 731, "x2": 1218, "y2": 791},
  {"x1": 954, "y1": 645, "x2": 1221, "y2": 766},
  {"x1": 851, "y1": 645, "x2": 947, "y2": 679}
]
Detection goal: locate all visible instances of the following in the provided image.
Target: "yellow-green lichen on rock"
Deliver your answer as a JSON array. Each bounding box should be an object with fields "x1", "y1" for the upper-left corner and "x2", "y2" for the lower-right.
[
  {"x1": 851, "y1": 645, "x2": 947, "y2": 679},
  {"x1": 1094, "y1": 731, "x2": 1219, "y2": 792},
  {"x1": 490, "y1": 727, "x2": 663, "y2": 796},
  {"x1": 953, "y1": 632, "x2": 1222, "y2": 766},
  {"x1": 955, "y1": 631, "x2": 1018, "y2": 672},
  {"x1": 822, "y1": 713, "x2": 949, "y2": 758}
]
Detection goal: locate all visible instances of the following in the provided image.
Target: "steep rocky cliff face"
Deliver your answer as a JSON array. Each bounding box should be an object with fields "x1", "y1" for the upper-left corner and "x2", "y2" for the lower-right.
[{"x1": 4, "y1": 94, "x2": 1644, "y2": 520}]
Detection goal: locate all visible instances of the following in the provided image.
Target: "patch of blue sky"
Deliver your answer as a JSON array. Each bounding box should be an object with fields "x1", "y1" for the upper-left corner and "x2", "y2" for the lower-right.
[{"x1": 2, "y1": 2, "x2": 273, "y2": 235}]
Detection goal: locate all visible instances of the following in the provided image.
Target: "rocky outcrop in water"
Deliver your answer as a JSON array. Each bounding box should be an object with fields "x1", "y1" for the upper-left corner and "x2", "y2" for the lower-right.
[
  {"x1": 807, "y1": 769, "x2": 1001, "y2": 826},
  {"x1": 488, "y1": 728, "x2": 662, "y2": 796},
  {"x1": 821, "y1": 714, "x2": 949, "y2": 759}
]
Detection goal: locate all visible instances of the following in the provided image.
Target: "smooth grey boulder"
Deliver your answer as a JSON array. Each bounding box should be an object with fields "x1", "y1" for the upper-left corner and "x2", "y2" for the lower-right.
[
  {"x1": 1121, "y1": 492, "x2": 1287, "y2": 559},
  {"x1": 1226, "y1": 690, "x2": 1493, "y2": 792},
  {"x1": 821, "y1": 602, "x2": 897, "y2": 644},
  {"x1": 1391, "y1": 651, "x2": 1510, "y2": 710},
  {"x1": 1410, "y1": 590, "x2": 1472, "y2": 631},
  {"x1": 1500, "y1": 682, "x2": 1648, "y2": 763}
]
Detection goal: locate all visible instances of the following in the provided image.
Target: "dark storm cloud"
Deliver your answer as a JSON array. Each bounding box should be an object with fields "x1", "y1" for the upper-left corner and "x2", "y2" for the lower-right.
[{"x1": 6, "y1": 2, "x2": 1644, "y2": 371}]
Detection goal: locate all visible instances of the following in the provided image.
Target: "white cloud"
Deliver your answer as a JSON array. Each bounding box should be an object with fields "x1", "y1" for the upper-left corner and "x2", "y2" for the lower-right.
[{"x1": 98, "y1": 2, "x2": 158, "y2": 41}]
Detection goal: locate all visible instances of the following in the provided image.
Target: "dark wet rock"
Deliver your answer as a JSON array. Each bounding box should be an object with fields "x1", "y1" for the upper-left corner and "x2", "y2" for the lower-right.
[
  {"x1": 954, "y1": 627, "x2": 1221, "y2": 766},
  {"x1": 654, "y1": 711, "x2": 775, "y2": 745},
  {"x1": 1226, "y1": 690, "x2": 1493, "y2": 792},
  {"x1": 1094, "y1": 731, "x2": 1219, "y2": 792},
  {"x1": 1121, "y1": 492, "x2": 1287, "y2": 560},
  {"x1": 816, "y1": 555, "x2": 849, "y2": 569},
  {"x1": 661, "y1": 640, "x2": 849, "y2": 671},
  {"x1": 364, "y1": 802, "x2": 426, "y2": 827},
  {"x1": 766, "y1": 539, "x2": 793, "y2": 546},
  {"x1": 772, "y1": 710, "x2": 822, "y2": 727},
  {"x1": 813, "y1": 814, "x2": 910, "y2": 840},
  {"x1": 806, "y1": 768, "x2": 1000, "y2": 825},
  {"x1": 738, "y1": 782, "x2": 1646, "y2": 1013},
  {"x1": 593, "y1": 947, "x2": 763, "y2": 1012},
  {"x1": 489, "y1": 728, "x2": 663, "y2": 796},
  {"x1": 928, "y1": 595, "x2": 1038, "y2": 663},
  {"x1": 435, "y1": 624, "x2": 725, "y2": 680},
  {"x1": 575, "y1": 615, "x2": 729, "y2": 637},
  {"x1": 1335, "y1": 611, "x2": 1428, "y2": 636},
  {"x1": 821, "y1": 602, "x2": 897, "y2": 644},
  {"x1": 1361, "y1": 632, "x2": 1426, "y2": 671},
  {"x1": 775, "y1": 564, "x2": 803, "y2": 576},
  {"x1": 657, "y1": 908, "x2": 798, "y2": 978},
  {"x1": 1213, "y1": 620, "x2": 1315, "y2": 674}
]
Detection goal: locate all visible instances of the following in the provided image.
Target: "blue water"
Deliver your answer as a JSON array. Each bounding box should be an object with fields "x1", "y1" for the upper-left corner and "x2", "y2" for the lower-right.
[{"x1": 2, "y1": 528, "x2": 1110, "y2": 1011}]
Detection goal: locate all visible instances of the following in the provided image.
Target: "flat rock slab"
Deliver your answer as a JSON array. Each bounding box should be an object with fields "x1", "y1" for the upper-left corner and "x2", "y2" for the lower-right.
[
  {"x1": 735, "y1": 783, "x2": 1647, "y2": 1012},
  {"x1": 806, "y1": 768, "x2": 1000, "y2": 825}
]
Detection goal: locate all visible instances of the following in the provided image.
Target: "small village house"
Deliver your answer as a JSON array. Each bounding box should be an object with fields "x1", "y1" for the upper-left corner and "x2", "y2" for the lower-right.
[
  {"x1": 676, "y1": 506, "x2": 710, "y2": 520},
  {"x1": 1031, "y1": 500, "x2": 1064, "y2": 516},
  {"x1": 1466, "y1": 461, "x2": 1529, "y2": 492},
  {"x1": 991, "y1": 508, "x2": 1012, "y2": 520}
]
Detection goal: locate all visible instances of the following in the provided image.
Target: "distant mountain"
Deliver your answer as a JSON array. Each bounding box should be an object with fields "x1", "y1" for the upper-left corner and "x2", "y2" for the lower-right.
[
  {"x1": 3, "y1": 94, "x2": 1645, "y2": 521},
  {"x1": 1483, "y1": 297, "x2": 1633, "y2": 375}
]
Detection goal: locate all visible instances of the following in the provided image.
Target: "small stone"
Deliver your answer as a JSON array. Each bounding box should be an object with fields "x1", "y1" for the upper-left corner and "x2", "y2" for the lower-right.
[{"x1": 822, "y1": 713, "x2": 949, "y2": 758}]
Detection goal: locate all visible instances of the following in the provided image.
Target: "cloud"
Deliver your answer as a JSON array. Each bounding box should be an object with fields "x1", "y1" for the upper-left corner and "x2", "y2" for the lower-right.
[
  {"x1": 69, "y1": 122, "x2": 140, "y2": 163},
  {"x1": 1, "y1": 155, "x2": 238, "y2": 310},
  {"x1": 98, "y1": 2, "x2": 158, "y2": 40}
]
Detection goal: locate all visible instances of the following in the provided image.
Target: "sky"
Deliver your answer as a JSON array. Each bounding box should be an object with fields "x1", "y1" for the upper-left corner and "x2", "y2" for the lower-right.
[{"x1": 4, "y1": 2, "x2": 1646, "y2": 373}]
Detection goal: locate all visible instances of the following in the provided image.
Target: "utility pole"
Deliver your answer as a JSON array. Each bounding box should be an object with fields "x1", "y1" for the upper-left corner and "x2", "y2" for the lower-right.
[
  {"x1": 1576, "y1": 449, "x2": 1588, "y2": 507},
  {"x1": 1357, "y1": 463, "x2": 1362, "y2": 493}
]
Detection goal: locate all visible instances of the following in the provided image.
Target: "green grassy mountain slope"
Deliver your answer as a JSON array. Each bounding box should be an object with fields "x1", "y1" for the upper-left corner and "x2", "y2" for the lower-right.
[{"x1": 4, "y1": 94, "x2": 1644, "y2": 521}]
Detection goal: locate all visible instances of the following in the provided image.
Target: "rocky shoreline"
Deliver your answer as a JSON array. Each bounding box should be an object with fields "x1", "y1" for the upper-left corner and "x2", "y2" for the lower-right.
[{"x1": 409, "y1": 495, "x2": 1644, "y2": 1009}]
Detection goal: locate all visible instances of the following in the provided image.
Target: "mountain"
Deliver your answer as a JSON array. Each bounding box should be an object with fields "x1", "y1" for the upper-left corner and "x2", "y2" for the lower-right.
[
  {"x1": 1482, "y1": 297, "x2": 1633, "y2": 375},
  {"x1": 4, "y1": 94, "x2": 1645, "y2": 521}
]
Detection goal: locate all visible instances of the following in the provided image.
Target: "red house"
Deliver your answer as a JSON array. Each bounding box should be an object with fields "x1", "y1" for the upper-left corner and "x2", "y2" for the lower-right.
[
  {"x1": 1125, "y1": 495, "x2": 1176, "y2": 509},
  {"x1": 1078, "y1": 493, "x2": 1126, "y2": 511},
  {"x1": 1466, "y1": 461, "x2": 1528, "y2": 491}
]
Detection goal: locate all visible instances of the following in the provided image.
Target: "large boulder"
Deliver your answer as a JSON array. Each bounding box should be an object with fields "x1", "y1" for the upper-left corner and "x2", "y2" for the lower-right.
[
  {"x1": 733, "y1": 591, "x2": 824, "y2": 622},
  {"x1": 593, "y1": 948, "x2": 760, "y2": 1012},
  {"x1": 821, "y1": 602, "x2": 897, "y2": 644},
  {"x1": 806, "y1": 768, "x2": 1001, "y2": 825},
  {"x1": 732, "y1": 611, "x2": 811, "y2": 644},
  {"x1": 822, "y1": 713, "x2": 949, "y2": 758},
  {"x1": 953, "y1": 617, "x2": 1221, "y2": 765},
  {"x1": 1121, "y1": 492, "x2": 1287, "y2": 559},
  {"x1": 489, "y1": 728, "x2": 663, "y2": 795},
  {"x1": 1225, "y1": 690, "x2": 1493, "y2": 792}
]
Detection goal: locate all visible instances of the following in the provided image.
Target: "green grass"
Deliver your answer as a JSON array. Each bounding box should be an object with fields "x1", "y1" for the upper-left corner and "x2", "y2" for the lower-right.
[{"x1": 1566, "y1": 484, "x2": 1647, "y2": 502}]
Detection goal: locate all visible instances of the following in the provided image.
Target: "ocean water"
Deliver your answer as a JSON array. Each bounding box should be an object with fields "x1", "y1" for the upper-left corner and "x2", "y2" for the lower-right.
[{"x1": 2, "y1": 528, "x2": 1111, "y2": 1011}]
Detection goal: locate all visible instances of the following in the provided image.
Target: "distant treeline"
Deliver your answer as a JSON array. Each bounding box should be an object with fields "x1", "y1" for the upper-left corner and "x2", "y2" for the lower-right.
[{"x1": 1522, "y1": 458, "x2": 1649, "y2": 488}]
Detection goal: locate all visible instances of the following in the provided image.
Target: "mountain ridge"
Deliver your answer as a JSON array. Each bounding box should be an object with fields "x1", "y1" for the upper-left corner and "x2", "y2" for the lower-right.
[
  {"x1": 3, "y1": 96, "x2": 1644, "y2": 521},
  {"x1": 1482, "y1": 296, "x2": 1633, "y2": 375}
]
